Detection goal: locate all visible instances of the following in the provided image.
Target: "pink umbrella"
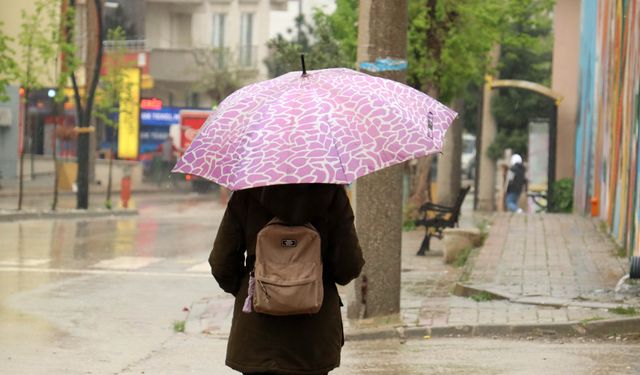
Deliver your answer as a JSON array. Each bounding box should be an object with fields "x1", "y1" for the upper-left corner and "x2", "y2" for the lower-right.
[{"x1": 172, "y1": 67, "x2": 457, "y2": 190}]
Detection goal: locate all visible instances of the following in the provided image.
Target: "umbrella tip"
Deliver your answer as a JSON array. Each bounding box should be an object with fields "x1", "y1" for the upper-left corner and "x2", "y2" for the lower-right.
[{"x1": 300, "y1": 54, "x2": 307, "y2": 77}]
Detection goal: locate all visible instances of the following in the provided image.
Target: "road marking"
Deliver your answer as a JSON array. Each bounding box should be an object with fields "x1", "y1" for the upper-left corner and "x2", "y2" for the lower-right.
[
  {"x1": 91, "y1": 256, "x2": 163, "y2": 270},
  {"x1": 0, "y1": 266, "x2": 211, "y2": 278},
  {"x1": 187, "y1": 262, "x2": 210, "y2": 273},
  {"x1": 0, "y1": 258, "x2": 51, "y2": 267}
]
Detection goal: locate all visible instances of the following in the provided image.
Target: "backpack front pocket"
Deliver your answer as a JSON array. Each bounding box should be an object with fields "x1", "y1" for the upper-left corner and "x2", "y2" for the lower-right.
[{"x1": 253, "y1": 262, "x2": 323, "y2": 315}]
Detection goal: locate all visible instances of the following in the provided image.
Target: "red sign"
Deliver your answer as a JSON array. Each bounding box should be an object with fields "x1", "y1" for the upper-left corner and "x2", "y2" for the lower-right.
[
  {"x1": 140, "y1": 98, "x2": 163, "y2": 110},
  {"x1": 179, "y1": 110, "x2": 212, "y2": 152}
]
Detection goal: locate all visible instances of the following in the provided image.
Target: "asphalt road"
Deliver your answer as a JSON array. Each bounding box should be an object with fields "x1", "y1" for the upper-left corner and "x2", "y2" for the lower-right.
[{"x1": 2, "y1": 192, "x2": 640, "y2": 374}]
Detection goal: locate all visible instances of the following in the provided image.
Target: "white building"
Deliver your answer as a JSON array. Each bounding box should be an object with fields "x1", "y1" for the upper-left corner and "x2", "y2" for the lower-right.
[
  {"x1": 269, "y1": 0, "x2": 335, "y2": 39},
  {"x1": 144, "y1": 0, "x2": 289, "y2": 108}
]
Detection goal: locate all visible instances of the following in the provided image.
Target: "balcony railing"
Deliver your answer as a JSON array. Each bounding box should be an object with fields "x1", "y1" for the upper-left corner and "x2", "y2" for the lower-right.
[{"x1": 103, "y1": 39, "x2": 147, "y2": 52}]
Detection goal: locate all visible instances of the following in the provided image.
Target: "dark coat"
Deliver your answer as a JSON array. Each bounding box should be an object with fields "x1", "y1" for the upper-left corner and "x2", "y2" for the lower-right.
[
  {"x1": 506, "y1": 163, "x2": 527, "y2": 194},
  {"x1": 209, "y1": 184, "x2": 364, "y2": 375}
]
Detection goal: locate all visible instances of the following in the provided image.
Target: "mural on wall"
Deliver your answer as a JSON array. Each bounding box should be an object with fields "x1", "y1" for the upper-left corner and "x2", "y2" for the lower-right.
[{"x1": 575, "y1": 0, "x2": 639, "y2": 254}]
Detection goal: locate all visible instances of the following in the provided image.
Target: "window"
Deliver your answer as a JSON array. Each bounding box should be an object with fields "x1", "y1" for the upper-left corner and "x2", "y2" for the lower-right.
[
  {"x1": 212, "y1": 13, "x2": 226, "y2": 49},
  {"x1": 170, "y1": 13, "x2": 192, "y2": 48},
  {"x1": 190, "y1": 92, "x2": 200, "y2": 108},
  {"x1": 239, "y1": 12, "x2": 254, "y2": 67}
]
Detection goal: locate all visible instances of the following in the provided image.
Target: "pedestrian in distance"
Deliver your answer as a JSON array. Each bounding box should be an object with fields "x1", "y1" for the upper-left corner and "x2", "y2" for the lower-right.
[
  {"x1": 505, "y1": 154, "x2": 527, "y2": 213},
  {"x1": 209, "y1": 183, "x2": 365, "y2": 375},
  {"x1": 156, "y1": 135, "x2": 180, "y2": 186}
]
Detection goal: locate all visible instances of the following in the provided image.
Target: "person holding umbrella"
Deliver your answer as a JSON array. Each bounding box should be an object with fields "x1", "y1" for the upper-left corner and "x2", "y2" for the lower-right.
[{"x1": 174, "y1": 60, "x2": 457, "y2": 374}]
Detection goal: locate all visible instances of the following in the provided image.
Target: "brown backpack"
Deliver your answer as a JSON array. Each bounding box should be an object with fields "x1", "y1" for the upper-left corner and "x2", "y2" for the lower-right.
[{"x1": 251, "y1": 218, "x2": 324, "y2": 315}]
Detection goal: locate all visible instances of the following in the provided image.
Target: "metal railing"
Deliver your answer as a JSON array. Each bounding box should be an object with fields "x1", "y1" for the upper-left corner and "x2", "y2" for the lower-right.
[{"x1": 102, "y1": 39, "x2": 147, "y2": 51}]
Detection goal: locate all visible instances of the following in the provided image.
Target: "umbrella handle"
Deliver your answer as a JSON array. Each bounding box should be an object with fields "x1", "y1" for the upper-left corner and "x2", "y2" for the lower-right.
[{"x1": 300, "y1": 54, "x2": 307, "y2": 76}]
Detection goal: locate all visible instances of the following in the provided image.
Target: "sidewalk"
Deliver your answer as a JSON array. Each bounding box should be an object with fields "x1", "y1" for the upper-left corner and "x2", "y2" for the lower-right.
[
  {"x1": 354, "y1": 212, "x2": 636, "y2": 340},
  {"x1": 187, "y1": 211, "x2": 639, "y2": 341}
]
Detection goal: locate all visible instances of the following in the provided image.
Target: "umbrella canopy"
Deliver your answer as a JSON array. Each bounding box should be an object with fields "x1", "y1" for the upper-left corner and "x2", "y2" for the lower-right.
[{"x1": 172, "y1": 68, "x2": 457, "y2": 190}]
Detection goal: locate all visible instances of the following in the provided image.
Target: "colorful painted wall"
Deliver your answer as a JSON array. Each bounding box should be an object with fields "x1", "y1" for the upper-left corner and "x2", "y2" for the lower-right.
[{"x1": 575, "y1": 0, "x2": 640, "y2": 254}]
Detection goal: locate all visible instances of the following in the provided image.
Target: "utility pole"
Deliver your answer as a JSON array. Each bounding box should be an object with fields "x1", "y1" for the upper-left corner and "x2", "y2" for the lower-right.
[{"x1": 348, "y1": 0, "x2": 408, "y2": 319}]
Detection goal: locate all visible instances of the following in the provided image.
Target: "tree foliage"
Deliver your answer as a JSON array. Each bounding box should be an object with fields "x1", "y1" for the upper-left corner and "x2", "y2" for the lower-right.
[
  {"x1": 9, "y1": 0, "x2": 80, "y2": 210},
  {"x1": 94, "y1": 27, "x2": 133, "y2": 209},
  {"x1": 0, "y1": 23, "x2": 16, "y2": 102},
  {"x1": 192, "y1": 48, "x2": 240, "y2": 105},
  {"x1": 264, "y1": 9, "x2": 356, "y2": 78},
  {"x1": 488, "y1": 0, "x2": 556, "y2": 159},
  {"x1": 94, "y1": 27, "x2": 132, "y2": 131}
]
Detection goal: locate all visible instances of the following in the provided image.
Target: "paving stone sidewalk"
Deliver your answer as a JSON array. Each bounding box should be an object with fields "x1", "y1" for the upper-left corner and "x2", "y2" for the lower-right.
[{"x1": 393, "y1": 213, "x2": 636, "y2": 338}]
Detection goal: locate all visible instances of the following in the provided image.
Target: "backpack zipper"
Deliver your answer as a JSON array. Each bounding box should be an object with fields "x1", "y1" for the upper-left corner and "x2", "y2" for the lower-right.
[{"x1": 257, "y1": 279, "x2": 271, "y2": 301}]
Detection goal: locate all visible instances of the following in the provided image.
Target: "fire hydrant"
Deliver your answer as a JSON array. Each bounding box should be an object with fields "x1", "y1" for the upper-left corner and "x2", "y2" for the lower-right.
[{"x1": 120, "y1": 176, "x2": 131, "y2": 208}]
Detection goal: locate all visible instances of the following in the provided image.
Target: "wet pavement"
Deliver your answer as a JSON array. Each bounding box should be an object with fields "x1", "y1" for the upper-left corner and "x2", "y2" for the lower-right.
[
  {"x1": 1, "y1": 192, "x2": 639, "y2": 374},
  {"x1": 0, "y1": 193, "x2": 225, "y2": 374}
]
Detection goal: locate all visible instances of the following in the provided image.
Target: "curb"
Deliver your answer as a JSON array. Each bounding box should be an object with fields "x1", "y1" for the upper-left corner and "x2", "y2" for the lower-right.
[
  {"x1": 0, "y1": 208, "x2": 139, "y2": 222},
  {"x1": 344, "y1": 317, "x2": 640, "y2": 341},
  {"x1": 453, "y1": 283, "x2": 627, "y2": 310}
]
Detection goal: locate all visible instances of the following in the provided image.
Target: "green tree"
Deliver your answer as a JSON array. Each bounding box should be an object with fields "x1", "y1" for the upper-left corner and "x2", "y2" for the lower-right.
[
  {"x1": 264, "y1": 12, "x2": 354, "y2": 78},
  {"x1": 192, "y1": 48, "x2": 240, "y2": 105},
  {"x1": 488, "y1": 0, "x2": 555, "y2": 160},
  {"x1": 13, "y1": 0, "x2": 73, "y2": 210},
  {"x1": 104, "y1": 3, "x2": 137, "y2": 39},
  {"x1": 51, "y1": 3, "x2": 80, "y2": 210},
  {"x1": 94, "y1": 27, "x2": 132, "y2": 209},
  {"x1": 0, "y1": 23, "x2": 16, "y2": 102}
]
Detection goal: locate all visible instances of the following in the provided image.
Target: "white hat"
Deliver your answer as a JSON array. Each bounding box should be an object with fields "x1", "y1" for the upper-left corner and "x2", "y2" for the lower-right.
[{"x1": 510, "y1": 154, "x2": 523, "y2": 166}]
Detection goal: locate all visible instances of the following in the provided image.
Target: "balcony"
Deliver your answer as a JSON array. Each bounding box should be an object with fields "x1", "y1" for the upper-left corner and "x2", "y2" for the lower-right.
[
  {"x1": 270, "y1": 0, "x2": 288, "y2": 11},
  {"x1": 149, "y1": 46, "x2": 259, "y2": 83}
]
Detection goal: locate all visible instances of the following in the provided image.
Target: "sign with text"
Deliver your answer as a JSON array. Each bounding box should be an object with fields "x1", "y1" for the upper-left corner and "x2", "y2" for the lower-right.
[{"x1": 118, "y1": 68, "x2": 141, "y2": 159}]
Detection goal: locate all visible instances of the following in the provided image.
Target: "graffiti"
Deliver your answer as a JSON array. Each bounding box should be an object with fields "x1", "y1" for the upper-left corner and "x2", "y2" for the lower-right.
[{"x1": 575, "y1": 0, "x2": 640, "y2": 254}]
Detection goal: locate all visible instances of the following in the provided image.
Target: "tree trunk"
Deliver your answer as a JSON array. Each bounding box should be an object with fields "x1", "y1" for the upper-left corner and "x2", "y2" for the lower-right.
[
  {"x1": 17, "y1": 90, "x2": 28, "y2": 210},
  {"x1": 436, "y1": 98, "x2": 464, "y2": 206},
  {"x1": 106, "y1": 139, "x2": 114, "y2": 209},
  {"x1": 348, "y1": 0, "x2": 408, "y2": 320},
  {"x1": 477, "y1": 44, "x2": 501, "y2": 211},
  {"x1": 408, "y1": 87, "x2": 439, "y2": 210},
  {"x1": 52, "y1": 104, "x2": 60, "y2": 211}
]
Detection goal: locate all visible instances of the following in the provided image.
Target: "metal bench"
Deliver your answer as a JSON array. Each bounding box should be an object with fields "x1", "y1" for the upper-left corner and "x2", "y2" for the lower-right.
[{"x1": 415, "y1": 185, "x2": 471, "y2": 256}]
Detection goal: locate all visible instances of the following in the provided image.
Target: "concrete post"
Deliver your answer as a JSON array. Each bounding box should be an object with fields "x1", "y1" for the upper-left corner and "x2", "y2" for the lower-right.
[{"x1": 347, "y1": 0, "x2": 407, "y2": 319}]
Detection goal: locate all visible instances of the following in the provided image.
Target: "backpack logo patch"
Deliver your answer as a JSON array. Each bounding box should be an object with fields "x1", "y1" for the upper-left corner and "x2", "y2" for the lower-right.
[{"x1": 281, "y1": 239, "x2": 297, "y2": 247}]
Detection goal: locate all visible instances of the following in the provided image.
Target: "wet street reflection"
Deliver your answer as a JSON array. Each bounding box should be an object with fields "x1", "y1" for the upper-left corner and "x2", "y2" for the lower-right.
[{"x1": 0, "y1": 192, "x2": 226, "y2": 374}]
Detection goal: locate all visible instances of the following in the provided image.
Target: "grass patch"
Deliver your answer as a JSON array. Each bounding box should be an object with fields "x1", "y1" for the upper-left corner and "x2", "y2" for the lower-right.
[
  {"x1": 470, "y1": 291, "x2": 495, "y2": 302},
  {"x1": 598, "y1": 220, "x2": 608, "y2": 233},
  {"x1": 608, "y1": 306, "x2": 638, "y2": 316},
  {"x1": 616, "y1": 246, "x2": 628, "y2": 258},
  {"x1": 580, "y1": 317, "x2": 605, "y2": 324},
  {"x1": 173, "y1": 320, "x2": 186, "y2": 333},
  {"x1": 474, "y1": 218, "x2": 491, "y2": 245},
  {"x1": 453, "y1": 247, "x2": 473, "y2": 268},
  {"x1": 403, "y1": 219, "x2": 416, "y2": 232}
]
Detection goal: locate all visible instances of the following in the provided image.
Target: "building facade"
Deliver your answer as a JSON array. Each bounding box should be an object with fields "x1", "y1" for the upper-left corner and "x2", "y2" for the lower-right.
[
  {"x1": 144, "y1": 0, "x2": 288, "y2": 108},
  {"x1": 574, "y1": 0, "x2": 640, "y2": 254}
]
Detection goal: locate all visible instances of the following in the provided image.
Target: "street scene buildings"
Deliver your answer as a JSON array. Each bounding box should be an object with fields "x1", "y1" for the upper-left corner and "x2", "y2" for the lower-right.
[{"x1": 0, "y1": 0, "x2": 639, "y2": 373}]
